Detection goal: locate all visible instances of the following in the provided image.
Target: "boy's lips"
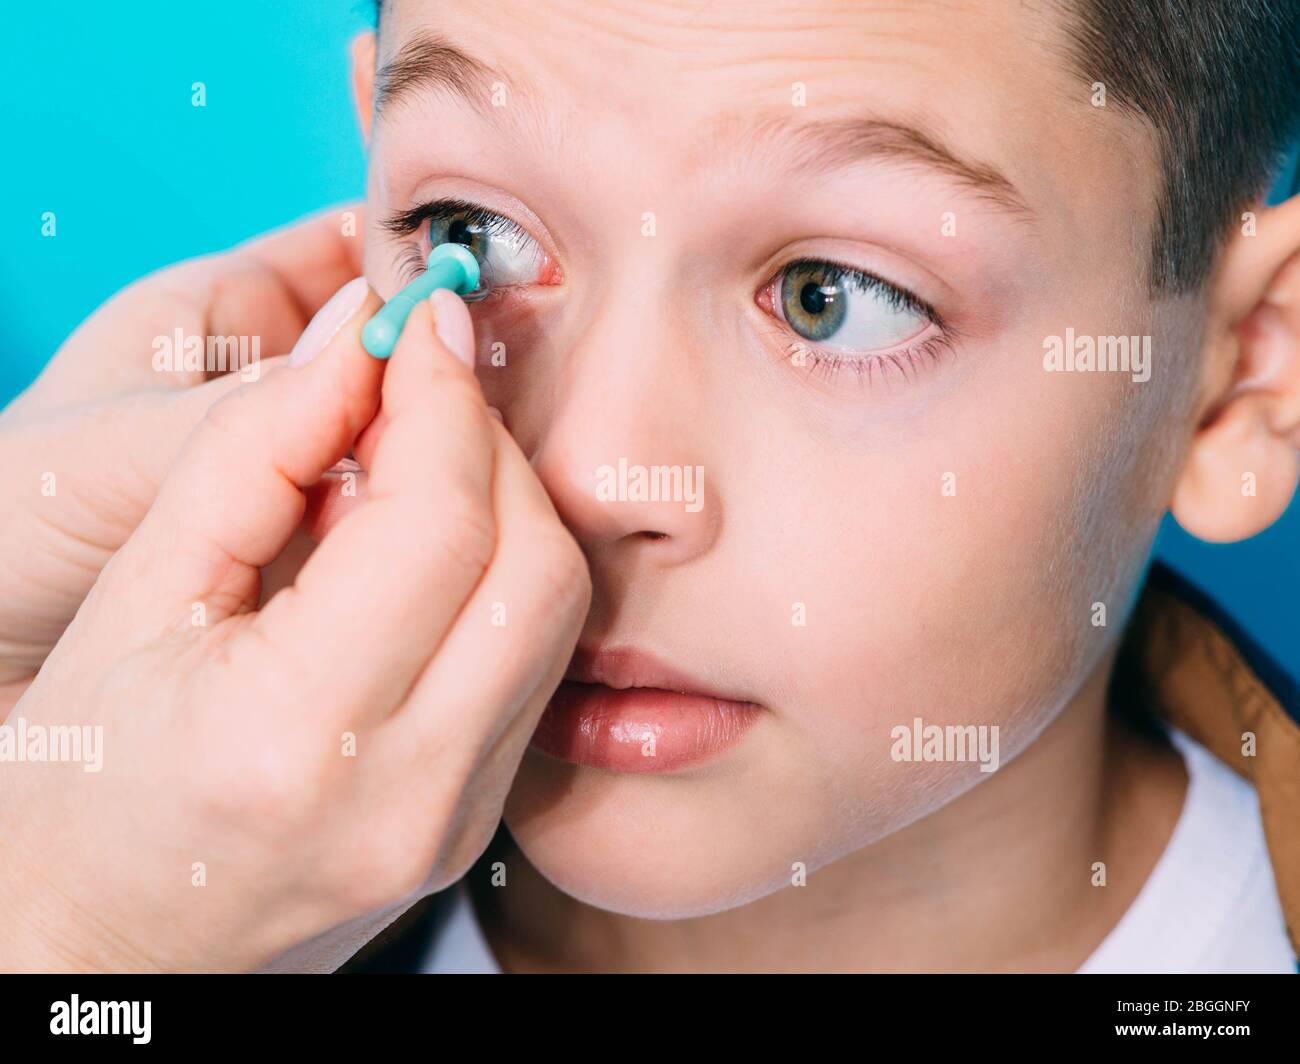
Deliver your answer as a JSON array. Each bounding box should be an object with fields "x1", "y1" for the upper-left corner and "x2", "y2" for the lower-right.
[{"x1": 529, "y1": 647, "x2": 761, "y2": 773}]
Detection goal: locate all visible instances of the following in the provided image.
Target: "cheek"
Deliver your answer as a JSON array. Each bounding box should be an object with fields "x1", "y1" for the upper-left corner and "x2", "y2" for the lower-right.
[
  {"x1": 504, "y1": 311, "x2": 1176, "y2": 916},
  {"x1": 467, "y1": 295, "x2": 558, "y2": 406},
  {"x1": 734, "y1": 356, "x2": 1162, "y2": 840}
]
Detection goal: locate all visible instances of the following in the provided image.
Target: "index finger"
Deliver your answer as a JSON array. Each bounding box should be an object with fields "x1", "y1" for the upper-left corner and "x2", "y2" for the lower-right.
[{"x1": 252, "y1": 298, "x2": 500, "y2": 723}]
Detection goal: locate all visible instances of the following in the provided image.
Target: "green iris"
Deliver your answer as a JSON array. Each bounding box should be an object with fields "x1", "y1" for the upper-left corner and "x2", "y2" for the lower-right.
[
  {"x1": 781, "y1": 262, "x2": 849, "y2": 341},
  {"x1": 431, "y1": 213, "x2": 490, "y2": 259}
]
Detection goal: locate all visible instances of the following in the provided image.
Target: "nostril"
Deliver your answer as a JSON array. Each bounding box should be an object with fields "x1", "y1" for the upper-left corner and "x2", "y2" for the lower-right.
[{"x1": 640, "y1": 531, "x2": 668, "y2": 541}]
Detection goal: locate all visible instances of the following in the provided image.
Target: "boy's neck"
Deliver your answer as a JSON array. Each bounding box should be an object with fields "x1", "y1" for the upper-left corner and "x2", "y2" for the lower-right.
[{"x1": 472, "y1": 657, "x2": 1188, "y2": 973}]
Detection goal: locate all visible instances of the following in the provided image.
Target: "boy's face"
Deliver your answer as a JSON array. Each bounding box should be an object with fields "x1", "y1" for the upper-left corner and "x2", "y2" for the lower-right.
[{"x1": 361, "y1": 0, "x2": 1198, "y2": 916}]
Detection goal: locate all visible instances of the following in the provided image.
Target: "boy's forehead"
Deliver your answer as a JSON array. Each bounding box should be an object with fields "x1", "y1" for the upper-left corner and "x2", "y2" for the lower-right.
[
  {"x1": 384, "y1": 0, "x2": 1075, "y2": 112},
  {"x1": 380, "y1": 0, "x2": 1157, "y2": 252}
]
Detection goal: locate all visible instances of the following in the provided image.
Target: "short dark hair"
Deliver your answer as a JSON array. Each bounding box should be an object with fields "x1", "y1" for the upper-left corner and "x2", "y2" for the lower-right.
[
  {"x1": 370, "y1": 0, "x2": 1300, "y2": 295},
  {"x1": 1060, "y1": 0, "x2": 1300, "y2": 294}
]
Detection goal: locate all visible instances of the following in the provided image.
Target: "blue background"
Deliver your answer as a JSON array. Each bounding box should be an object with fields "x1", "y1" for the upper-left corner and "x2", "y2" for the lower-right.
[{"x1": 2, "y1": 2, "x2": 1296, "y2": 672}]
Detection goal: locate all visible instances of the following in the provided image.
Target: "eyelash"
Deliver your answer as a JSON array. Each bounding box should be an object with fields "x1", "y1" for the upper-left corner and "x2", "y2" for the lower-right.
[
  {"x1": 764, "y1": 260, "x2": 955, "y2": 386},
  {"x1": 381, "y1": 198, "x2": 532, "y2": 285},
  {"x1": 380, "y1": 200, "x2": 955, "y2": 389}
]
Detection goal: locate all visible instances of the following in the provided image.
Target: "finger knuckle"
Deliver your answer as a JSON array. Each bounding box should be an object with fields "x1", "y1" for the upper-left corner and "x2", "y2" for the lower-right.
[
  {"x1": 334, "y1": 820, "x2": 439, "y2": 913},
  {"x1": 430, "y1": 499, "x2": 498, "y2": 579},
  {"x1": 192, "y1": 724, "x2": 330, "y2": 836},
  {"x1": 199, "y1": 382, "x2": 257, "y2": 440}
]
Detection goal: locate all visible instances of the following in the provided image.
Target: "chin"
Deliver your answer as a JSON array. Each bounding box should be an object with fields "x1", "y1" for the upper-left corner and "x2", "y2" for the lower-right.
[{"x1": 502, "y1": 745, "x2": 841, "y2": 920}]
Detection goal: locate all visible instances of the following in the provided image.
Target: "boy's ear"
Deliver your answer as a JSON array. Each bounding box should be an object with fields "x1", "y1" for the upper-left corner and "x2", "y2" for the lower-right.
[
  {"x1": 1171, "y1": 193, "x2": 1300, "y2": 543},
  {"x1": 350, "y1": 32, "x2": 378, "y2": 144}
]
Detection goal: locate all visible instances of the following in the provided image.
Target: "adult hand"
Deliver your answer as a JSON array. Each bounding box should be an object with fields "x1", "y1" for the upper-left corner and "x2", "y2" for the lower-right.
[
  {"x1": 0, "y1": 286, "x2": 591, "y2": 972},
  {"x1": 0, "y1": 207, "x2": 365, "y2": 691}
]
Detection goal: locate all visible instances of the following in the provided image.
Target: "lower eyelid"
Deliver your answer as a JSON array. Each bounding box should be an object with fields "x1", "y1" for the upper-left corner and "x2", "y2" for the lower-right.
[{"x1": 784, "y1": 332, "x2": 955, "y2": 389}]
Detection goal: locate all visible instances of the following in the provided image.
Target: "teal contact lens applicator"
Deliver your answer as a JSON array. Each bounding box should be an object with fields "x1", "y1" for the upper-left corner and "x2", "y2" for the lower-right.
[{"x1": 361, "y1": 242, "x2": 492, "y2": 359}]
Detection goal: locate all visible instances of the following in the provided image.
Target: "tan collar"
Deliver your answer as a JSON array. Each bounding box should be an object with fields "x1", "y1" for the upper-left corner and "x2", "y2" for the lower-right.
[{"x1": 1119, "y1": 563, "x2": 1300, "y2": 957}]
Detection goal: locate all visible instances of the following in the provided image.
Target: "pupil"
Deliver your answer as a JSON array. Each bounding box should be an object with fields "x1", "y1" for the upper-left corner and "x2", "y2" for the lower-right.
[
  {"x1": 800, "y1": 281, "x2": 829, "y2": 315},
  {"x1": 448, "y1": 218, "x2": 476, "y2": 247}
]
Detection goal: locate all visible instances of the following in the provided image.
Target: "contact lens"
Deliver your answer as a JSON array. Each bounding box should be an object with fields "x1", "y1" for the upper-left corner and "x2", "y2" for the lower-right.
[
  {"x1": 362, "y1": 242, "x2": 494, "y2": 358},
  {"x1": 457, "y1": 247, "x2": 495, "y2": 303}
]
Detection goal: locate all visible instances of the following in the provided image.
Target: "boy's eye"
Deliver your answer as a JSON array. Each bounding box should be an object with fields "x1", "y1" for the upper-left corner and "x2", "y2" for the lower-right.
[
  {"x1": 774, "y1": 261, "x2": 932, "y2": 352},
  {"x1": 428, "y1": 206, "x2": 546, "y2": 286},
  {"x1": 383, "y1": 198, "x2": 555, "y2": 287}
]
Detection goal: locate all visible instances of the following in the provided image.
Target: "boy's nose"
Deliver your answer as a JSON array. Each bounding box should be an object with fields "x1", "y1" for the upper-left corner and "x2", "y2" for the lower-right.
[{"x1": 526, "y1": 302, "x2": 720, "y2": 568}]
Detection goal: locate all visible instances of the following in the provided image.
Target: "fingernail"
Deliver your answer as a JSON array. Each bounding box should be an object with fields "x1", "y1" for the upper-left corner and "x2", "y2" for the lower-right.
[
  {"x1": 288, "y1": 277, "x2": 369, "y2": 367},
  {"x1": 486, "y1": 406, "x2": 504, "y2": 423},
  {"x1": 431, "y1": 287, "x2": 476, "y2": 368}
]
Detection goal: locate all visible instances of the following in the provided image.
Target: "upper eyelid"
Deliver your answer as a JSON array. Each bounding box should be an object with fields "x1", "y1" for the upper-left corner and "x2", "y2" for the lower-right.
[
  {"x1": 757, "y1": 231, "x2": 959, "y2": 320},
  {"x1": 385, "y1": 197, "x2": 556, "y2": 288},
  {"x1": 777, "y1": 258, "x2": 940, "y2": 326},
  {"x1": 379, "y1": 198, "x2": 530, "y2": 240}
]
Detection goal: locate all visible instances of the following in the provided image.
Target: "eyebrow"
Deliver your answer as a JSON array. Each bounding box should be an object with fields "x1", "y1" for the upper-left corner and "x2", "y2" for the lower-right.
[
  {"x1": 374, "y1": 33, "x2": 1032, "y2": 220},
  {"x1": 715, "y1": 114, "x2": 1034, "y2": 219},
  {"x1": 373, "y1": 31, "x2": 502, "y2": 117}
]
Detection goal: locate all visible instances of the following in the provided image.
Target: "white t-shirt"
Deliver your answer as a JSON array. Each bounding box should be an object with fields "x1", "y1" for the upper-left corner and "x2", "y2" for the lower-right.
[{"x1": 421, "y1": 729, "x2": 1296, "y2": 974}]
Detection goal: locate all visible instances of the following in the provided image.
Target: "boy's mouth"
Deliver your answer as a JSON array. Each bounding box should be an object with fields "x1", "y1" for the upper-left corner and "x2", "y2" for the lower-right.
[{"x1": 529, "y1": 646, "x2": 761, "y2": 773}]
